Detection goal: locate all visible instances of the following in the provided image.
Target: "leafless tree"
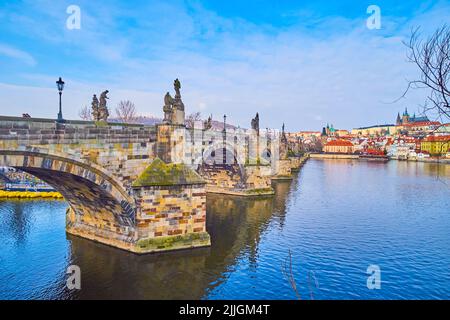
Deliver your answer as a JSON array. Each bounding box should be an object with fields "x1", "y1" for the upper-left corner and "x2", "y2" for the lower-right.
[
  {"x1": 78, "y1": 105, "x2": 91, "y2": 121},
  {"x1": 403, "y1": 25, "x2": 450, "y2": 122},
  {"x1": 185, "y1": 111, "x2": 202, "y2": 129},
  {"x1": 401, "y1": 26, "x2": 450, "y2": 187},
  {"x1": 115, "y1": 100, "x2": 137, "y2": 123}
]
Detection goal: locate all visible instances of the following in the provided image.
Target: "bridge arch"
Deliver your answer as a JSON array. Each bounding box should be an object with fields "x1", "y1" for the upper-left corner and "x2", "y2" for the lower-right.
[
  {"x1": 201, "y1": 140, "x2": 245, "y2": 166},
  {"x1": 0, "y1": 148, "x2": 137, "y2": 243}
]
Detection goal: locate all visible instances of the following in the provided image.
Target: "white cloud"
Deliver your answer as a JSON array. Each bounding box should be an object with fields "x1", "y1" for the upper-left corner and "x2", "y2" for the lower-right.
[{"x1": 0, "y1": 44, "x2": 36, "y2": 66}]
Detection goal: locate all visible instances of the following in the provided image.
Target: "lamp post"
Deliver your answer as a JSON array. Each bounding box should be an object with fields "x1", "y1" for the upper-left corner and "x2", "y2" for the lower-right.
[{"x1": 56, "y1": 77, "x2": 65, "y2": 123}]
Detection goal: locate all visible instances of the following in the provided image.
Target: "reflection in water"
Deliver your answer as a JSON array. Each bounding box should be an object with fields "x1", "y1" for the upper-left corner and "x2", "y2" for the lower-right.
[
  {"x1": 1, "y1": 201, "x2": 31, "y2": 246},
  {"x1": 272, "y1": 173, "x2": 302, "y2": 230},
  {"x1": 68, "y1": 193, "x2": 280, "y2": 299},
  {"x1": 1, "y1": 160, "x2": 450, "y2": 299}
]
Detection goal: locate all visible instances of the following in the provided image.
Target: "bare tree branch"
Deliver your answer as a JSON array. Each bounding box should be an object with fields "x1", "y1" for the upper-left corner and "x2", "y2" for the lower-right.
[
  {"x1": 185, "y1": 112, "x2": 202, "y2": 129},
  {"x1": 402, "y1": 25, "x2": 450, "y2": 121},
  {"x1": 78, "y1": 105, "x2": 91, "y2": 121},
  {"x1": 115, "y1": 100, "x2": 137, "y2": 123}
]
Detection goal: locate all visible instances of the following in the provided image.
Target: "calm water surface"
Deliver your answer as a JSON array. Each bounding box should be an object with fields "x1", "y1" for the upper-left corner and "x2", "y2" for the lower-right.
[{"x1": 1, "y1": 160, "x2": 450, "y2": 299}]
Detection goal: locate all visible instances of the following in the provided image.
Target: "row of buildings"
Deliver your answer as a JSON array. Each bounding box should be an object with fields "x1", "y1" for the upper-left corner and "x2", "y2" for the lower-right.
[{"x1": 288, "y1": 109, "x2": 450, "y2": 159}]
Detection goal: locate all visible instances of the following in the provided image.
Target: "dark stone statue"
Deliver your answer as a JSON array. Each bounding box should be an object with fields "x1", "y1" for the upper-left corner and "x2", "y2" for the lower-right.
[
  {"x1": 91, "y1": 94, "x2": 99, "y2": 121},
  {"x1": 174, "y1": 78, "x2": 181, "y2": 97},
  {"x1": 98, "y1": 90, "x2": 109, "y2": 121},
  {"x1": 164, "y1": 91, "x2": 174, "y2": 106},
  {"x1": 203, "y1": 114, "x2": 212, "y2": 130},
  {"x1": 280, "y1": 122, "x2": 288, "y2": 159},
  {"x1": 251, "y1": 112, "x2": 260, "y2": 134},
  {"x1": 172, "y1": 78, "x2": 184, "y2": 111},
  {"x1": 281, "y1": 123, "x2": 287, "y2": 142},
  {"x1": 163, "y1": 92, "x2": 174, "y2": 124},
  {"x1": 162, "y1": 79, "x2": 185, "y2": 125}
]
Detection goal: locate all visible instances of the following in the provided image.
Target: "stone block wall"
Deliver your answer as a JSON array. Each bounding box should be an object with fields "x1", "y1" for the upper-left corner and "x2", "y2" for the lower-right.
[
  {"x1": 243, "y1": 165, "x2": 273, "y2": 194},
  {"x1": 198, "y1": 164, "x2": 243, "y2": 193},
  {"x1": 198, "y1": 163, "x2": 274, "y2": 196},
  {"x1": 156, "y1": 124, "x2": 185, "y2": 164},
  {"x1": 290, "y1": 154, "x2": 310, "y2": 171},
  {"x1": 133, "y1": 184, "x2": 210, "y2": 253},
  {"x1": 272, "y1": 159, "x2": 293, "y2": 180},
  {"x1": 0, "y1": 118, "x2": 158, "y2": 191}
]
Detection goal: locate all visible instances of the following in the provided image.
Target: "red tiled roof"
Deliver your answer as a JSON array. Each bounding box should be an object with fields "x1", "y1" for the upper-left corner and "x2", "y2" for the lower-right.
[
  {"x1": 403, "y1": 121, "x2": 440, "y2": 127},
  {"x1": 365, "y1": 149, "x2": 384, "y2": 155},
  {"x1": 422, "y1": 135, "x2": 450, "y2": 142},
  {"x1": 325, "y1": 139, "x2": 354, "y2": 147},
  {"x1": 297, "y1": 131, "x2": 321, "y2": 134}
]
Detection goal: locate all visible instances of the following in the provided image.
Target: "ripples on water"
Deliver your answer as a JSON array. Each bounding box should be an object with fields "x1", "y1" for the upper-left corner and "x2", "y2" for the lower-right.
[{"x1": 0, "y1": 160, "x2": 449, "y2": 299}]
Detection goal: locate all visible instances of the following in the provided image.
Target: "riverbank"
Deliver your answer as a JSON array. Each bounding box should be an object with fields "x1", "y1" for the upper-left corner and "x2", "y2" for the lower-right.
[
  {"x1": 0, "y1": 190, "x2": 63, "y2": 199},
  {"x1": 409, "y1": 158, "x2": 450, "y2": 164},
  {"x1": 309, "y1": 153, "x2": 359, "y2": 160},
  {"x1": 310, "y1": 153, "x2": 450, "y2": 164}
]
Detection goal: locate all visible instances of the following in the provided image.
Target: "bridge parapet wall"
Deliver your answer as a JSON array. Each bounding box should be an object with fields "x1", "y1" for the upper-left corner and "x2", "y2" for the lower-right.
[{"x1": 0, "y1": 117, "x2": 158, "y2": 190}]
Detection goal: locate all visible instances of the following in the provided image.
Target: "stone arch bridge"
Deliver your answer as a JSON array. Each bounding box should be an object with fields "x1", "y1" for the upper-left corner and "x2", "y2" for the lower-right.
[{"x1": 0, "y1": 116, "x2": 299, "y2": 253}]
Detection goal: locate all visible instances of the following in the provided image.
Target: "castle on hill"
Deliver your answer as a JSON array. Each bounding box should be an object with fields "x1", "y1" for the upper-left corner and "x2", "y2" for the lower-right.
[{"x1": 396, "y1": 108, "x2": 429, "y2": 125}]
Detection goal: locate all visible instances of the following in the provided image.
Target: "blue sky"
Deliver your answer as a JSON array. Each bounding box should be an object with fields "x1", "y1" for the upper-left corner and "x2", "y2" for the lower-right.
[{"x1": 0, "y1": 0, "x2": 449, "y2": 131}]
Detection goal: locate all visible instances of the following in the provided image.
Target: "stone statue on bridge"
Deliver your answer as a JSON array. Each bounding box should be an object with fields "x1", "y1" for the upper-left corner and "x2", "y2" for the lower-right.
[
  {"x1": 161, "y1": 79, "x2": 185, "y2": 125},
  {"x1": 163, "y1": 92, "x2": 174, "y2": 124},
  {"x1": 91, "y1": 94, "x2": 100, "y2": 121},
  {"x1": 280, "y1": 122, "x2": 288, "y2": 159},
  {"x1": 203, "y1": 114, "x2": 212, "y2": 130},
  {"x1": 174, "y1": 78, "x2": 181, "y2": 97},
  {"x1": 172, "y1": 78, "x2": 185, "y2": 112},
  {"x1": 98, "y1": 90, "x2": 110, "y2": 122},
  {"x1": 251, "y1": 112, "x2": 260, "y2": 134}
]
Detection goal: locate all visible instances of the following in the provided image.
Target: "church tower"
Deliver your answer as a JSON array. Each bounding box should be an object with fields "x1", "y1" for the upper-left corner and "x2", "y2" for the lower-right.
[
  {"x1": 402, "y1": 107, "x2": 409, "y2": 124},
  {"x1": 396, "y1": 112, "x2": 401, "y2": 125}
]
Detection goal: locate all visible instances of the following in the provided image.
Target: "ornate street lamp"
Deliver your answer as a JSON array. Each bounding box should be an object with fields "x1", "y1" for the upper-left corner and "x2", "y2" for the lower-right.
[{"x1": 56, "y1": 77, "x2": 65, "y2": 122}]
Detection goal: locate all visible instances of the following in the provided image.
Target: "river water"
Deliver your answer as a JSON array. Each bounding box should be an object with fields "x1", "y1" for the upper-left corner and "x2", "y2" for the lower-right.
[{"x1": 1, "y1": 159, "x2": 450, "y2": 300}]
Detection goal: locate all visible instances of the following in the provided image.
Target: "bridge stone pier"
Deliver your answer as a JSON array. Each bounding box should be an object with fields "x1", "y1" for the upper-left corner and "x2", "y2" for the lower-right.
[{"x1": 0, "y1": 116, "x2": 210, "y2": 253}]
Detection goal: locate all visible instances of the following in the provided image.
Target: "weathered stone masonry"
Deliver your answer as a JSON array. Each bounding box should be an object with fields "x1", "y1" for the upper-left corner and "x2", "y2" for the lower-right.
[
  {"x1": 0, "y1": 114, "x2": 307, "y2": 253},
  {"x1": 0, "y1": 116, "x2": 210, "y2": 253},
  {"x1": 132, "y1": 158, "x2": 210, "y2": 252}
]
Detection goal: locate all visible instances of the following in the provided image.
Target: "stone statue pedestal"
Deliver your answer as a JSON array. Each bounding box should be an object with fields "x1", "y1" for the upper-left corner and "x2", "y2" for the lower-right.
[
  {"x1": 95, "y1": 120, "x2": 109, "y2": 127},
  {"x1": 172, "y1": 108, "x2": 185, "y2": 126},
  {"x1": 156, "y1": 124, "x2": 186, "y2": 164}
]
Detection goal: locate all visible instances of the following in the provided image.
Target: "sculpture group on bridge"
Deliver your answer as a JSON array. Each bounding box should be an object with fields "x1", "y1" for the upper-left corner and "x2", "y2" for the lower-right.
[
  {"x1": 163, "y1": 79, "x2": 185, "y2": 125},
  {"x1": 203, "y1": 115, "x2": 213, "y2": 130},
  {"x1": 91, "y1": 90, "x2": 110, "y2": 122},
  {"x1": 251, "y1": 112, "x2": 260, "y2": 134}
]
